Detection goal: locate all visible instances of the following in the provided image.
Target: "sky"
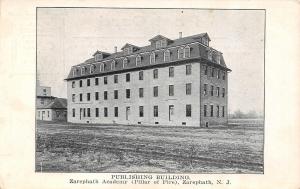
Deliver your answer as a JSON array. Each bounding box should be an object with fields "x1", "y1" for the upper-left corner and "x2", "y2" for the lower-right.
[{"x1": 37, "y1": 8, "x2": 265, "y2": 114}]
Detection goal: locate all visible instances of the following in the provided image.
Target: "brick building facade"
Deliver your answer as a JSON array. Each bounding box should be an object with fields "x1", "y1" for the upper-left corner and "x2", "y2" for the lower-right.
[{"x1": 65, "y1": 33, "x2": 231, "y2": 127}]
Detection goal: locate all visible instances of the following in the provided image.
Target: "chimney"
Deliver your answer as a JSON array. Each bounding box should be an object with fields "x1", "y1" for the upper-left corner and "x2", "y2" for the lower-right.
[
  {"x1": 114, "y1": 46, "x2": 117, "y2": 53},
  {"x1": 179, "y1": 32, "x2": 182, "y2": 39}
]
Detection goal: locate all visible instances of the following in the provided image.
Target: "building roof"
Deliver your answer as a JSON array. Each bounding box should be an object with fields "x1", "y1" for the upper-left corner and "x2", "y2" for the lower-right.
[
  {"x1": 149, "y1": 34, "x2": 172, "y2": 42},
  {"x1": 66, "y1": 33, "x2": 230, "y2": 80},
  {"x1": 37, "y1": 98, "x2": 67, "y2": 110},
  {"x1": 121, "y1": 43, "x2": 140, "y2": 50},
  {"x1": 93, "y1": 50, "x2": 111, "y2": 56}
]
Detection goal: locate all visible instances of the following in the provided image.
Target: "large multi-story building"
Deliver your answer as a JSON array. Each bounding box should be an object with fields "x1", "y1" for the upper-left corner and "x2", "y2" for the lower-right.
[{"x1": 65, "y1": 33, "x2": 231, "y2": 127}]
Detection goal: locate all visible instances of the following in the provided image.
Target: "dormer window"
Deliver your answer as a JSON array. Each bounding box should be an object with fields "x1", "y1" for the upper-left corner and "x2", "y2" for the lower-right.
[
  {"x1": 73, "y1": 68, "x2": 76, "y2": 76},
  {"x1": 184, "y1": 46, "x2": 191, "y2": 58},
  {"x1": 150, "y1": 52, "x2": 156, "y2": 64},
  {"x1": 208, "y1": 49, "x2": 213, "y2": 61},
  {"x1": 90, "y1": 64, "x2": 96, "y2": 74},
  {"x1": 216, "y1": 53, "x2": 221, "y2": 64},
  {"x1": 95, "y1": 54, "x2": 102, "y2": 61},
  {"x1": 155, "y1": 41, "x2": 161, "y2": 48},
  {"x1": 100, "y1": 63, "x2": 104, "y2": 72},
  {"x1": 136, "y1": 55, "x2": 142, "y2": 66},
  {"x1": 178, "y1": 47, "x2": 184, "y2": 59},
  {"x1": 81, "y1": 66, "x2": 87, "y2": 75},
  {"x1": 155, "y1": 39, "x2": 167, "y2": 49},
  {"x1": 111, "y1": 60, "x2": 115, "y2": 70},
  {"x1": 123, "y1": 58, "x2": 128, "y2": 68},
  {"x1": 164, "y1": 50, "x2": 170, "y2": 62},
  {"x1": 121, "y1": 44, "x2": 138, "y2": 55},
  {"x1": 161, "y1": 40, "x2": 167, "y2": 47},
  {"x1": 202, "y1": 37, "x2": 209, "y2": 46},
  {"x1": 124, "y1": 48, "x2": 129, "y2": 55},
  {"x1": 149, "y1": 35, "x2": 172, "y2": 49}
]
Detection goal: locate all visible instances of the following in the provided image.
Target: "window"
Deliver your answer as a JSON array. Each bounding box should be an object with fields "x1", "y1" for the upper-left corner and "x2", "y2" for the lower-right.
[
  {"x1": 150, "y1": 52, "x2": 156, "y2": 64},
  {"x1": 202, "y1": 37, "x2": 209, "y2": 46},
  {"x1": 153, "y1": 69, "x2": 158, "y2": 79},
  {"x1": 79, "y1": 80, "x2": 83, "y2": 87},
  {"x1": 136, "y1": 55, "x2": 142, "y2": 65},
  {"x1": 72, "y1": 94, "x2": 75, "y2": 102},
  {"x1": 216, "y1": 53, "x2": 221, "y2": 64},
  {"x1": 81, "y1": 67, "x2": 87, "y2": 75},
  {"x1": 139, "y1": 71, "x2": 143, "y2": 80},
  {"x1": 103, "y1": 76, "x2": 107, "y2": 84},
  {"x1": 104, "y1": 107, "x2": 108, "y2": 117},
  {"x1": 204, "y1": 105, "x2": 207, "y2": 117},
  {"x1": 217, "y1": 105, "x2": 220, "y2": 117},
  {"x1": 186, "y1": 104, "x2": 192, "y2": 117},
  {"x1": 222, "y1": 71, "x2": 226, "y2": 80},
  {"x1": 211, "y1": 68, "x2": 215, "y2": 77},
  {"x1": 114, "y1": 75, "x2": 118, "y2": 83},
  {"x1": 169, "y1": 67, "x2": 174, "y2": 77},
  {"x1": 153, "y1": 86, "x2": 158, "y2": 97},
  {"x1": 169, "y1": 85, "x2": 174, "y2": 96},
  {"x1": 104, "y1": 91, "x2": 108, "y2": 100},
  {"x1": 114, "y1": 107, "x2": 118, "y2": 117},
  {"x1": 126, "y1": 89, "x2": 130, "y2": 99},
  {"x1": 139, "y1": 88, "x2": 144, "y2": 98},
  {"x1": 87, "y1": 93, "x2": 90, "y2": 101},
  {"x1": 186, "y1": 83, "x2": 192, "y2": 95},
  {"x1": 153, "y1": 106, "x2": 158, "y2": 117},
  {"x1": 161, "y1": 40, "x2": 167, "y2": 47},
  {"x1": 126, "y1": 73, "x2": 130, "y2": 82},
  {"x1": 164, "y1": 50, "x2": 171, "y2": 62},
  {"x1": 204, "y1": 84, "x2": 207, "y2": 95},
  {"x1": 95, "y1": 92, "x2": 99, "y2": 100},
  {"x1": 123, "y1": 58, "x2": 128, "y2": 68},
  {"x1": 210, "y1": 85, "x2": 214, "y2": 96},
  {"x1": 222, "y1": 106, "x2": 225, "y2": 117},
  {"x1": 210, "y1": 105, "x2": 214, "y2": 117},
  {"x1": 100, "y1": 63, "x2": 104, "y2": 72},
  {"x1": 217, "y1": 69, "x2": 220, "y2": 79},
  {"x1": 186, "y1": 64, "x2": 192, "y2": 75},
  {"x1": 204, "y1": 65, "x2": 208, "y2": 75},
  {"x1": 222, "y1": 88, "x2": 225, "y2": 98},
  {"x1": 208, "y1": 49, "x2": 212, "y2": 61},
  {"x1": 72, "y1": 108, "x2": 75, "y2": 117},
  {"x1": 114, "y1": 90, "x2": 118, "y2": 99},
  {"x1": 95, "y1": 54, "x2": 102, "y2": 61},
  {"x1": 95, "y1": 108, "x2": 99, "y2": 117},
  {"x1": 124, "y1": 48, "x2": 129, "y2": 55},
  {"x1": 87, "y1": 79, "x2": 90, "y2": 86},
  {"x1": 79, "y1": 93, "x2": 83, "y2": 101},
  {"x1": 90, "y1": 64, "x2": 96, "y2": 73},
  {"x1": 87, "y1": 108, "x2": 90, "y2": 117},
  {"x1": 111, "y1": 60, "x2": 115, "y2": 70},
  {"x1": 47, "y1": 111, "x2": 49, "y2": 118},
  {"x1": 139, "y1": 106, "x2": 144, "y2": 117},
  {"x1": 217, "y1": 87, "x2": 220, "y2": 97},
  {"x1": 83, "y1": 108, "x2": 86, "y2": 117},
  {"x1": 184, "y1": 46, "x2": 191, "y2": 58},
  {"x1": 95, "y1": 78, "x2": 99, "y2": 85},
  {"x1": 155, "y1": 40, "x2": 161, "y2": 48},
  {"x1": 72, "y1": 81, "x2": 75, "y2": 88},
  {"x1": 178, "y1": 47, "x2": 184, "y2": 59}
]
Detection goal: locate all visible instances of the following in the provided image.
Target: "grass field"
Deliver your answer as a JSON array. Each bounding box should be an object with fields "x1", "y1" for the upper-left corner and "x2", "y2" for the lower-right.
[{"x1": 35, "y1": 119, "x2": 264, "y2": 173}]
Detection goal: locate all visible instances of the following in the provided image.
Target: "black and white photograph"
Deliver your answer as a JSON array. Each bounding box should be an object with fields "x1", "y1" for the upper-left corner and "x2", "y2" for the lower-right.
[{"x1": 35, "y1": 8, "x2": 265, "y2": 173}]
